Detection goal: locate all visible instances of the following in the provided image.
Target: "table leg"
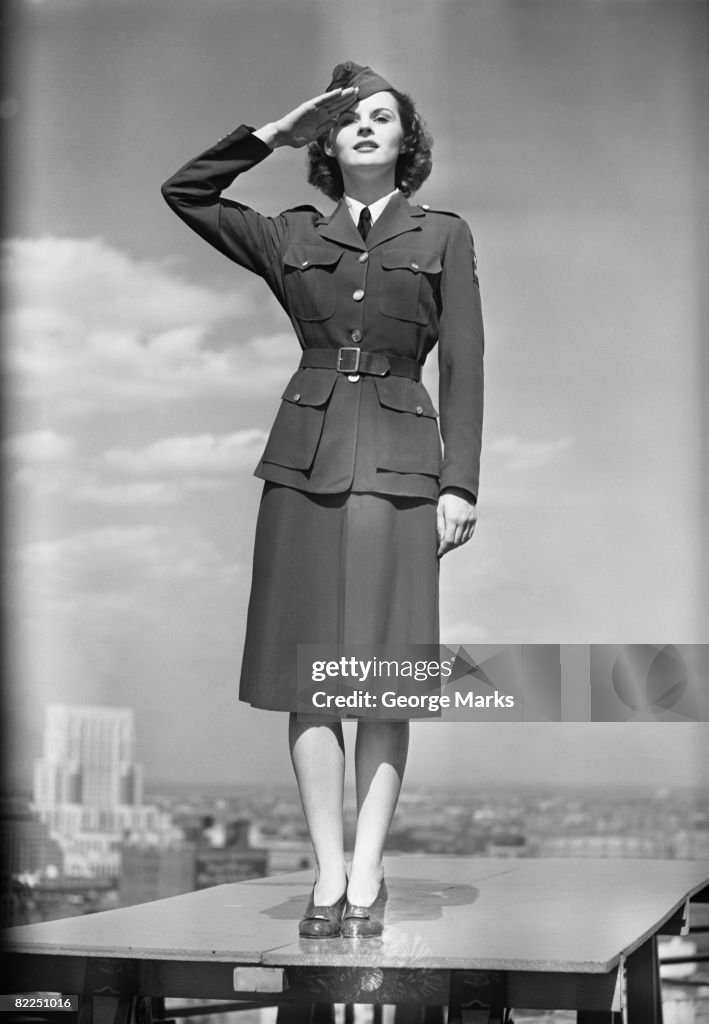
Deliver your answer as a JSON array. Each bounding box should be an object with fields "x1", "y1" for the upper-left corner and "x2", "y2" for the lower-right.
[
  {"x1": 422, "y1": 1009, "x2": 444, "y2": 1024},
  {"x1": 448, "y1": 972, "x2": 505, "y2": 1024},
  {"x1": 276, "y1": 1007, "x2": 312, "y2": 1024},
  {"x1": 392, "y1": 1008, "x2": 445, "y2": 1024},
  {"x1": 625, "y1": 934, "x2": 664, "y2": 1024},
  {"x1": 450, "y1": 1013, "x2": 502, "y2": 1024},
  {"x1": 77, "y1": 995, "x2": 133, "y2": 1024},
  {"x1": 276, "y1": 1006, "x2": 335, "y2": 1024},
  {"x1": 393, "y1": 1006, "x2": 423, "y2": 1024},
  {"x1": 312, "y1": 1006, "x2": 336, "y2": 1024}
]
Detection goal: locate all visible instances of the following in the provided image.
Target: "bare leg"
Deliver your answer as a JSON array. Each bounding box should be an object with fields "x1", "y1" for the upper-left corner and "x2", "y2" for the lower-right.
[
  {"x1": 288, "y1": 713, "x2": 348, "y2": 904},
  {"x1": 348, "y1": 720, "x2": 409, "y2": 905}
]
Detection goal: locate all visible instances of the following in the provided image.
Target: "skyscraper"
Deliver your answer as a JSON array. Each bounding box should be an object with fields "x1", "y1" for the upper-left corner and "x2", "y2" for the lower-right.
[{"x1": 32, "y1": 705, "x2": 172, "y2": 877}]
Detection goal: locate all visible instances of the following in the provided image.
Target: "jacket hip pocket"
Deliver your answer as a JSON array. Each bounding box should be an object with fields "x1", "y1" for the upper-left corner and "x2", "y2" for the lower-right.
[
  {"x1": 260, "y1": 370, "x2": 337, "y2": 471},
  {"x1": 283, "y1": 244, "x2": 343, "y2": 322},
  {"x1": 374, "y1": 376, "x2": 442, "y2": 477},
  {"x1": 379, "y1": 249, "x2": 442, "y2": 324}
]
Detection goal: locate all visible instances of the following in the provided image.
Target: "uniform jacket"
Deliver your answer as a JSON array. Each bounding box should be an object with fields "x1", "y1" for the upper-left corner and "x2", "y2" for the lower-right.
[{"x1": 161, "y1": 125, "x2": 484, "y2": 500}]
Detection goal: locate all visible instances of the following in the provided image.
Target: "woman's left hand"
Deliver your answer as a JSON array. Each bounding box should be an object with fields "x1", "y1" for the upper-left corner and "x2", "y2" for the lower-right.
[{"x1": 437, "y1": 488, "x2": 478, "y2": 557}]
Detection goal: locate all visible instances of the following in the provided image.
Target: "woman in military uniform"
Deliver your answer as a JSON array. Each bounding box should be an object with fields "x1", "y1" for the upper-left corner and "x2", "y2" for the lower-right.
[{"x1": 162, "y1": 62, "x2": 484, "y2": 938}]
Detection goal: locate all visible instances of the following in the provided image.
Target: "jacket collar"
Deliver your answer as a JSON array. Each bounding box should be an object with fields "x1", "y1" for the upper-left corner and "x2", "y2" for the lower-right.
[{"x1": 315, "y1": 192, "x2": 425, "y2": 251}]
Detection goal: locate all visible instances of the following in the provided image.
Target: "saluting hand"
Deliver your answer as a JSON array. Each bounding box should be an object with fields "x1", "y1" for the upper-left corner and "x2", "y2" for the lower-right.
[
  {"x1": 254, "y1": 87, "x2": 359, "y2": 150},
  {"x1": 437, "y1": 489, "x2": 478, "y2": 557}
]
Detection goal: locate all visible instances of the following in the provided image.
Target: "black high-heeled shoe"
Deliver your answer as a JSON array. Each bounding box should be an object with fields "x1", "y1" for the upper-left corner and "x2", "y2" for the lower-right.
[
  {"x1": 341, "y1": 879, "x2": 388, "y2": 938},
  {"x1": 298, "y1": 885, "x2": 348, "y2": 939}
]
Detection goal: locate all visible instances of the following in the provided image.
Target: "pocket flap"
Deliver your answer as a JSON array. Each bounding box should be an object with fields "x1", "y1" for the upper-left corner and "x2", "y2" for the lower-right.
[
  {"x1": 374, "y1": 376, "x2": 438, "y2": 417},
  {"x1": 281, "y1": 369, "x2": 337, "y2": 407},
  {"x1": 283, "y1": 244, "x2": 343, "y2": 270},
  {"x1": 380, "y1": 249, "x2": 442, "y2": 274}
]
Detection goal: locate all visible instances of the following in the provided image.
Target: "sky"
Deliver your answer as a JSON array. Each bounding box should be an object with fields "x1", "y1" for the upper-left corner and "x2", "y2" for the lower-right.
[{"x1": 3, "y1": 0, "x2": 708, "y2": 793}]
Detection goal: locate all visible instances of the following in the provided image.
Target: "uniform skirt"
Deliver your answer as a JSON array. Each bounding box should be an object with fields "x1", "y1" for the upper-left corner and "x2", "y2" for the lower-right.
[{"x1": 238, "y1": 483, "x2": 440, "y2": 712}]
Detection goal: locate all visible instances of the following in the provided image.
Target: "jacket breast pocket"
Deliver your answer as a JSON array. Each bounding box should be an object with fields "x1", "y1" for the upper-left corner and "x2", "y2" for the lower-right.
[
  {"x1": 283, "y1": 244, "x2": 343, "y2": 322},
  {"x1": 380, "y1": 249, "x2": 442, "y2": 324},
  {"x1": 374, "y1": 376, "x2": 442, "y2": 478},
  {"x1": 260, "y1": 370, "x2": 337, "y2": 471}
]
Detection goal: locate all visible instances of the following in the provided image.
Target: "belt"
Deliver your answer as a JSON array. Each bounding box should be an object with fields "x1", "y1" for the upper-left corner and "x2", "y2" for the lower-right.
[{"x1": 299, "y1": 348, "x2": 422, "y2": 381}]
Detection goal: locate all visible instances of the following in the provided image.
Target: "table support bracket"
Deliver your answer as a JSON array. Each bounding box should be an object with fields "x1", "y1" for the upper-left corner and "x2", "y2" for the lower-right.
[
  {"x1": 448, "y1": 971, "x2": 506, "y2": 1024},
  {"x1": 625, "y1": 934, "x2": 664, "y2": 1024}
]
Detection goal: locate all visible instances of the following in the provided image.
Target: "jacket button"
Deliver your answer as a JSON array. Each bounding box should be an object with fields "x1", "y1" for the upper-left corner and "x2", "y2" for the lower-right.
[
  {"x1": 421, "y1": 204, "x2": 430, "y2": 211},
  {"x1": 301, "y1": 260, "x2": 309, "y2": 268},
  {"x1": 350, "y1": 330, "x2": 362, "y2": 343},
  {"x1": 293, "y1": 393, "x2": 301, "y2": 401},
  {"x1": 415, "y1": 405, "x2": 424, "y2": 415},
  {"x1": 352, "y1": 289, "x2": 365, "y2": 301},
  {"x1": 411, "y1": 261, "x2": 419, "y2": 270},
  {"x1": 358, "y1": 252, "x2": 368, "y2": 263}
]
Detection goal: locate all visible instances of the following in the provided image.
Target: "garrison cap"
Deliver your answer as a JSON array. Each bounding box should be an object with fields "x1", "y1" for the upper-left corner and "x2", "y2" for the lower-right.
[{"x1": 327, "y1": 61, "x2": 395, "y2": 101}]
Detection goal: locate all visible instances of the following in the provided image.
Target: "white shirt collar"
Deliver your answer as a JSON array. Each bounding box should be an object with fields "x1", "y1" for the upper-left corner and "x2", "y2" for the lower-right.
[{"x1": 344, "y1": 189, "x2": 400, "y2": 226}]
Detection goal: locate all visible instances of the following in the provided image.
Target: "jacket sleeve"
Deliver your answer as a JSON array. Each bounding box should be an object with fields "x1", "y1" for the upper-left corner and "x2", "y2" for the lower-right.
[
  {"x1": 437, "y1": 217, "x2": 485, "y2": 501},
  {"x1": 160, "y1": 125, "x2": 287, "y2": 279}
]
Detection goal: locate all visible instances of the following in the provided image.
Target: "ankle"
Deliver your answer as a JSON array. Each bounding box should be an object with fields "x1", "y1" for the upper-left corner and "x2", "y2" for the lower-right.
[
  {"x1": 314, "y1": 860, "x2": 347, "y2": 882},
  {"x1": 313, "y1": 862, "x2": 347, "y2": 902},
  {"x1": 348, "y1": 861, "x2": 384, "y2": 884},
  {"x1": 346, "y1": 863, "x2": 384, "y2": 903}
]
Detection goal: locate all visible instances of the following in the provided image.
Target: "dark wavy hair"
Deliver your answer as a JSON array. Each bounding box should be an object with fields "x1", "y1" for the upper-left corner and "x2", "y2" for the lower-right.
[{"x1": 306, "y1": 89, "x2": 433, "y2": 201}]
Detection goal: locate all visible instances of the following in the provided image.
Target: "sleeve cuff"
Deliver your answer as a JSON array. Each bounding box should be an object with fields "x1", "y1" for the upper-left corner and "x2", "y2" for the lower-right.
[{"x1": 440, "y1": 485, "x2": 477, "y2": 505}]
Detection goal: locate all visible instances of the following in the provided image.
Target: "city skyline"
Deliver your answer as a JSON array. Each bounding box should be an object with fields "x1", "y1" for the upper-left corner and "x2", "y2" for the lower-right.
[
  {"x1": 28, "y1": 702, "x2": 180, "y2": 878},
  {"x1": 5, "y1": 696, "x2": 708, "y2": 796},
  {"x1": 33, "y1": 704, "x2": 144, "y2": 823},
  {"x1": 7, "y1": 763, "x2": 708, "y2": 932}
]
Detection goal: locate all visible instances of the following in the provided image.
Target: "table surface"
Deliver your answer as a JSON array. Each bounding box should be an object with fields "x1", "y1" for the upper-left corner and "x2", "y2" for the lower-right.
[{"x1": 5, "y1": 856, "x2": 708, "y2": 973}]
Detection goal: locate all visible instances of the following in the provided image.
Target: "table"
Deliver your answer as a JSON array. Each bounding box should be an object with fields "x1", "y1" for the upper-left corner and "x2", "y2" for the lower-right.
[{"x1": 3, "y1": 857, "x2": 709, "y2": 1024}]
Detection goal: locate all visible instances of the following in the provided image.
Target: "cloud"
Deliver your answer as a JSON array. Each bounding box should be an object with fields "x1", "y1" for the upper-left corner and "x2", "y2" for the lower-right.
[
  {"x1": 12, "y1": 524, "x2": 238, "y2": 615},
  {"x1": 487, "y1": 434, "x2": 575, "y2": 473},
  {"x1": 6, "y1": 422, "x2": 266, "y2": 507},
  {"x1": 5, "y1": 429, "x2": 75, "y2": 465},
  {"x1": 24, "y1": 0, "x2": 88, "y2": 7},
  {"x1": 74, "y1": 430, "x2": 268, "y2": 504},
  {"x1": 3, "y1": 236, "x2": 289, "y2": 414},
  {"x1": 440, "y1": 622, "x2": 489, "y2": 645},
  {"x1": 5, "y1": 429, "x2": 78, "y2": 497},
  {"x1": 8, "y1": 520, "x2": 249, "y2": 724},
  {"x1": 6, "y1": 235, "x2": 244, "y2": 331},
  {"x1": 72, "y1": 481, "x2": 181, "y2": 507},
  {"x1": 103, "y1": 430, "x2": 267, "y2": 477},
  {"x1": 241, "y1": 332, "x2": 305, "y2": 384}
]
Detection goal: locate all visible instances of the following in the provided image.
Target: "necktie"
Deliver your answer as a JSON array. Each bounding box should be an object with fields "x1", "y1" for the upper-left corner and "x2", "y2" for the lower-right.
[{"x1": 357, "y1": 206, "x2": 372, "y2": 241}]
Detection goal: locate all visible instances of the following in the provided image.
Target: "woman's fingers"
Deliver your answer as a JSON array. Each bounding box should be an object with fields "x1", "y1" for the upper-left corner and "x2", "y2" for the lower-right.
[
  {"x1": 316, "y1": 88, "x2": 359, "y2": 114},
  {"x1": 306, "y1": 87, "x2": 358, "y2": 120},
  {"x1": 436, "y1": 493, "x2": 478, "y2": 557},
  {"x1": 311, "y1": 86, "x2": 359, "y2": 106},
  {"x1": 277, "y1": 87, "x2": 359, "y2": 147},
  {"x1": 436, "y1": 502, "x2": 447, "y2": 553},
  {"x1": 461, "y1": 519, "x2": 476, "y2": 545},
  {"x1": 437, "y1": 508, "x2": 459, "y2": 557}
]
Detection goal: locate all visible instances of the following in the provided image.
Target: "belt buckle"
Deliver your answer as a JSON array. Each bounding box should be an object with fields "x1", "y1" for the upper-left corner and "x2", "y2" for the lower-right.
[{"x1": 337, "y1": 347, "x2": 361, "y2": 382}]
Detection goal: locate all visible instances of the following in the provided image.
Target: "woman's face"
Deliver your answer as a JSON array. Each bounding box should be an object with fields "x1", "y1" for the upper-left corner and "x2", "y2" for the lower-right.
[{"x1": 326, "y1": 91, "x2": 405, "y2": 180}]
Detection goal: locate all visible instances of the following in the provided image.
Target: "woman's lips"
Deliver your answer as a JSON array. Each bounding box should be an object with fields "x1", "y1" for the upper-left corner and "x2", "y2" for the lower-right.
[{"x1": 354, "y1": 142, "x2": 378, "y2": 150}]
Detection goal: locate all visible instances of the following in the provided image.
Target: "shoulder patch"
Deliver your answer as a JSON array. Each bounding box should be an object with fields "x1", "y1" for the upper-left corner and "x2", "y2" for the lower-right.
[
  {"x1": 418, "y1": 203, "x2": 461, "y2": 218},
  {"x1": 282, "y1": 204, "x2": 322, "y2": 216}
]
